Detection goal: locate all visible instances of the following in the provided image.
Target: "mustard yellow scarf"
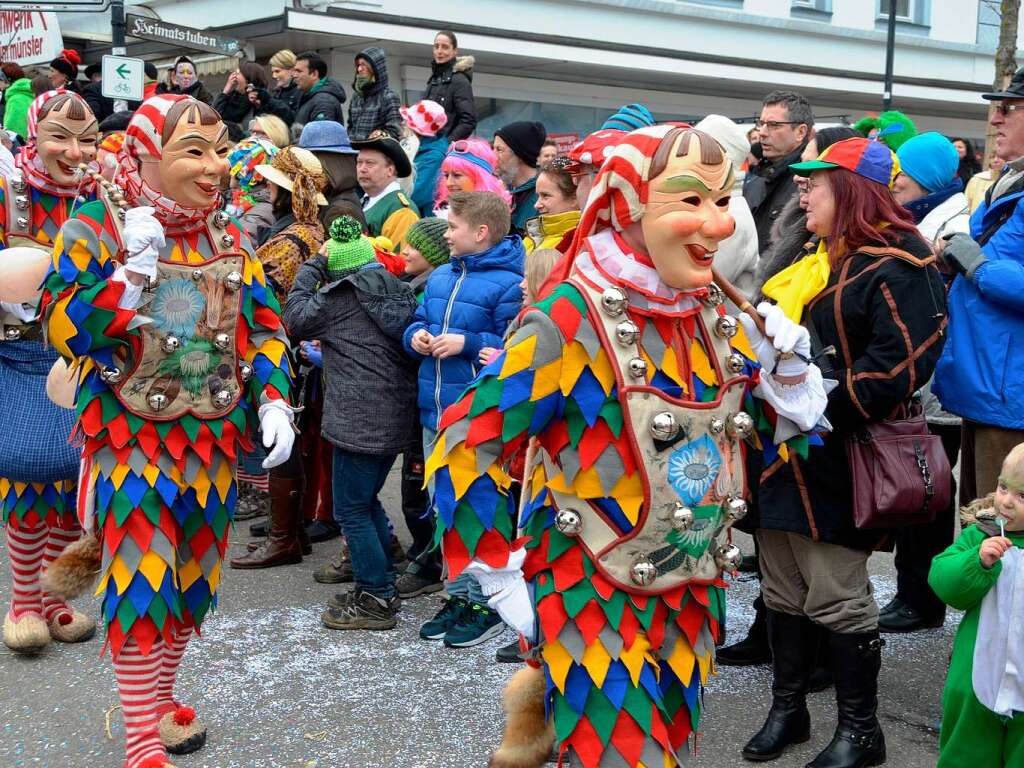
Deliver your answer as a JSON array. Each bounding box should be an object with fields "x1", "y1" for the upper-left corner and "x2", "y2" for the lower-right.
[{"x1": 761, "y1": 239, "x2": 831, "y2": 323}]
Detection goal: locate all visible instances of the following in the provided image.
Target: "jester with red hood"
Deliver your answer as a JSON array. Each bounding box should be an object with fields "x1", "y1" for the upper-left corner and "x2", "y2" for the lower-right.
[
  {"x1": 425, "y1": 125, "x2": 830, "y2": 767},
  {"x1": 0, "y1": 89, "x2": 99, "y2": 655},
  {"x1": 40, "y1": 95, "x2": 295, "y2": 768}
]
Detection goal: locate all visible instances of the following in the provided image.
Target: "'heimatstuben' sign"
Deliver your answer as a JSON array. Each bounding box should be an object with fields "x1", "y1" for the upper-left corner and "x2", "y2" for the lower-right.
[{"x1": 126, "y1": 14, "x2": 242, "y2": 57}]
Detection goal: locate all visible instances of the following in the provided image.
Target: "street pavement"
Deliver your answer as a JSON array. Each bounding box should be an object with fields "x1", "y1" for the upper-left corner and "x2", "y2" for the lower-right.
[{"x1": 0, "y1": 466, "x2": 952, "y2": 768}]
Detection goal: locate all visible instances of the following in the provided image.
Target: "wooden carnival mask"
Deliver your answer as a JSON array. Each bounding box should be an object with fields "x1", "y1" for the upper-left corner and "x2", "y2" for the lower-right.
[
  {"x1": 639, "y1": 129, "x2": 736, "y2": 291},
  {"x1": 35, "y1": 94, "x2": 98, "y2": 186}
]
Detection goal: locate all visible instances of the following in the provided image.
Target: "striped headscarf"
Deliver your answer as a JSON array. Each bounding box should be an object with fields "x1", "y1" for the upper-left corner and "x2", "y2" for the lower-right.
[
  {"x1": 26, "y1": 88, "x2": 67, "y2": 140},
  {"x1": 16, "y1": 88, "x2": 97, "y2": 197},
  {"x1": 115, "y1": 94, "x2": 222, "y2": 234}
]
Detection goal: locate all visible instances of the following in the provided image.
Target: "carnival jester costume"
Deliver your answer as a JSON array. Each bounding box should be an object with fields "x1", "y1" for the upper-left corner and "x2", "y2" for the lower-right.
[
  {"x1": 0, "y1": 89, "x2": 99, "y2": 654},
  {"x1": 426, "y1": 126, "x2": 830, "y2": 768},
  {"x1": 41, "y1": 95, "x2": 295, "y2": 768}
]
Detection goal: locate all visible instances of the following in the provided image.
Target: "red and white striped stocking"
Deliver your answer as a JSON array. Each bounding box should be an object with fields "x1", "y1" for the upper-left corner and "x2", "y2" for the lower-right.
[
  {"x1": 5, "y1": 523, "x2": 47, "y2": 618},
  {"x1": 112, "y1": 638, "x2": 168, "y2": 768},
  {"x1": 40, "y1": 525, "x2": 81, "y2": 624},
  {"x1": 156, "y1": 625, "x2": 193, "y2": 714}
]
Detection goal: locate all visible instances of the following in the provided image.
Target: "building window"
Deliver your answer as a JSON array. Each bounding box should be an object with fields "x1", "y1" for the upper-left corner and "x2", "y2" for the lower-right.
[
  {"x1": 875, "y1": 0, "x2": 930, "y2": 32},
  {"x1": 977, "y1": 0, "x2": 1001, "y2": 48},
  {"x1": 791, "y1": 0, "x2": 833, "y2": 21}
]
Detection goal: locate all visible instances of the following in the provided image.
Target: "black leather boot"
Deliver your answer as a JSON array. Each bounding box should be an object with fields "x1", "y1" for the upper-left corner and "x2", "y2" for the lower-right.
[
  {"x1": 742, "y1": 610, "x2": 813, "y2": 761},
  {"x1": 719, "y1": 592, "x2": 772, "y2": 666},
  {"x1": 807, "y1": 630, "x2": 886, "y2": 768}
]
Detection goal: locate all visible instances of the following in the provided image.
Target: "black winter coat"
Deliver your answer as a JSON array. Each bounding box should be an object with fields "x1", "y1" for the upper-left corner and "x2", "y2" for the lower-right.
[
  {"x1": 272, "y1": 81, "x2": 301, "y2": 124},
  {"x1": 283, "y1": 258, "x2": 418, "y2": 455},
  {"x1": 156, "y1": 79, "x2": 214, "y2": 105},
  {"x1": 293, "y1": 78, "x2": 346, "y2": 128},
  {"x1": 212, "y1": 88, "x2": 293, "y2": 127},
  {"x1": 348, "y1": 47, "x2": 403, "y2": 141},
  {"x1": 743, "y1": 143, "x2": 807, "y2": 256},
  {"x1": 756, "y1": 231, "x2": 947, "y2": 550},
  {"x1": 423, "y1": 56, "x2": 476, "y2": 141}
]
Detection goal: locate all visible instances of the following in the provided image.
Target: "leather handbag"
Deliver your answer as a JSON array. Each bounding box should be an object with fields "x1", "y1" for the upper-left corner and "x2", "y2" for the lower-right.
[{"x1": 846, "y1": 402, "x2": 951, "y2": 529}]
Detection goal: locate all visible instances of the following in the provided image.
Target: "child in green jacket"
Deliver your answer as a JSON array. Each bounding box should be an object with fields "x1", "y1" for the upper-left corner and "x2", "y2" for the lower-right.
[{"x1": 929, "y1": 443, "x2": 1024, "y2": 767}]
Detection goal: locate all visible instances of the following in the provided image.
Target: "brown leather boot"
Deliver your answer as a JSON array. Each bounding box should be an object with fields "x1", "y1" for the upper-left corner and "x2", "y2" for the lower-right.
[
  {"x1": 231, "y1": 477, "x2": 303, "y2": 569},
  {"x1": 246, "y1": 518, "x2": 312, "y2": 555}
]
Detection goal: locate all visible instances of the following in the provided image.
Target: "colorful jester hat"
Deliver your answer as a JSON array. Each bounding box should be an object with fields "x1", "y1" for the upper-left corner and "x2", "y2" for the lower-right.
[
  {"x1": 548, "y1": 124, "x2": 733, "y2": 289},
  {"x1": 114, "y1": 94, "x2": 224, "y2": 232},
  {"x1": 229, "y1": 137, "x2": 278, "y2": 195}
]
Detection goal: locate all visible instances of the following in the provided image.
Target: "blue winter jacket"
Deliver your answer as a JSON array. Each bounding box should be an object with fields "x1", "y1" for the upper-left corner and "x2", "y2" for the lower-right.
[
  {"x1": 403, "y1": 235, "x2": 525, "y2": 429},
  {"x1": 411, "y1": 134, "x2": 448, "y2": 215},
  {"x1": 933, "y1": 182, "x2": 1024, "y2": 429}
]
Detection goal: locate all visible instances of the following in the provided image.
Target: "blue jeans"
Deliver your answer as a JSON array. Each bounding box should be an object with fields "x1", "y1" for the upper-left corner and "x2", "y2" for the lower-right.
[
  {"x1": 332, "y1": 448, "x2": 397, "y2": 600},
  {"x1": 423, "y1": 426, "x2": 488, "y2": 607}
]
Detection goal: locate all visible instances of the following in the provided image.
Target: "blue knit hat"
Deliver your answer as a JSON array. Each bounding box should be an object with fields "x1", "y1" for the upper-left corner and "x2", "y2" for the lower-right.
[
  {"x1": 895, "y1": 132, "x2": 960, "y2": 193},
  {"x1": 601, "y1": 104, "x2": 656, "y2": 131}
]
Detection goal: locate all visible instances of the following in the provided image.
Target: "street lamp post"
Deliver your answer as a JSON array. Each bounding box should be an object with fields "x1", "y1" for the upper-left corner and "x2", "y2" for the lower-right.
[{"x1": 883, "y1": 1, "x2": 897, "y2": 110}]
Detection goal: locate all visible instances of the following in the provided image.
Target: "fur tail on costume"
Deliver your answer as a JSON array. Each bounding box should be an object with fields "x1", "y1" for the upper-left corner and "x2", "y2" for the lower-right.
[
  {"x1": 489, "y1": 664, "x2": 555, "y2": 768},
  {"x1": 41, "y1": 533, "x2": 101, "y2": 600}
]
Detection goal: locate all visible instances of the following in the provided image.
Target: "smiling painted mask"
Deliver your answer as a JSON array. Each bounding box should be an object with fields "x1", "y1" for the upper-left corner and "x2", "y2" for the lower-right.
[{"x1": 33, "y1": 93, "x2": 98, "y2": 186}]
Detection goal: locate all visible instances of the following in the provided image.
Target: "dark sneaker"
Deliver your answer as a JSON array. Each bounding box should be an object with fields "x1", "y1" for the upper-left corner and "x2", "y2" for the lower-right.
[
  {"x1": 305, "y1": 519, "x2": 341, "y2": 543},
  {"x1": 321, "y1": 589, "x2": 397, "y2": 631},
  {"x1": 443, "y1": 602, "x2": 504, "y2": 648},
  {"x1": 419, "y1": 596, "x2": 467, "y2": 640},
  {"x1": 313, "y1": 542, "x2": 353, "y2": 584},
  {"x1": 396, "y1": 563, "x2": 444, "y2": 599},
  {"x1": 329, "y1": 590, "x2": 401, "y2": 613},
  {"x1": 496, "y1": 639, "x2": 524, "y2": 663},
  {"x1": 233, "y1": 484, "x2": 269, "y2": 521}
]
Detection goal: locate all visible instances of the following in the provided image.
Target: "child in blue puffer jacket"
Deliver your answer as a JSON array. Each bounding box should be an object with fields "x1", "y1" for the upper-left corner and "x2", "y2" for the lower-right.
[{"x1": 403, "y1": 190, "x2": 524, "y2": 650}]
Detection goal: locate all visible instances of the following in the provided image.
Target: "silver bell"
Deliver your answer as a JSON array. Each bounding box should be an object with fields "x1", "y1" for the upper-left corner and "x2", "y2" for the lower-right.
[
  {"x1": 239, "y1": 362, "x2": 253, "y2": 382},
  {"x1": 615, "y1": 320, "x2": 640, "y2": 346},
  {"x1": 714, "y1": 315, "x2": 738, "y2": 339},
  {"x1": 191, "y1": 269, "x2": 204, "y2": 282},
  {"x1": 212, "y1": 389, "x2": 234, "y2": 408},
  {"x1": 630, "y1": 559, "x2": 659, "y2": 587},
  {"x1": 15, "y1": 216, "x2": 28, "y2": 229},
  {"x1": 224, "y1": 271, "x2": 243, "y2": 291},
  {"x1": 704, "y1": 283, "x2": 725, "y2": 307},
  {"x1": 148, "y1": 392, "x2": 169, "y2": 412},
  {"x1": 10, "y1": 176, "x2": 25, "y2": 192},
  {"x1": 724, "y1": 497, "x2": 748, "y2": 522},
  {"x1": 726, "y1": 353, "x2": 746, "y2": 374},
  {"x1": 727, "y1": 411, "x2": 755, "y2": 439},
  {"x1": 99, "y1": 366, "x2": 123, "y2": 384},
  {"x1": 160, "y1": 335, "x2": 181, "y2": 353},
  {"x1": 5, "y1": 327, "x2": 21, "y2": 341},
  {"x1": 14, "y1": 194, "x2": 28, "y2": 210},
  {"x1": 117, "y1": 208, "x2": 127, "y2": 221},
  {"x1": 650, "y1": 411, "x2": 680, "y2": 442},
  {"x1": 220, "y1": 234, "x2": 235, "y2": 249},
  {"x1": 213, "y1": 211, "x2": 230, "y2": 229},
  {"x1": 709, "y1": 417, "x2": 725, "y2": 435},
  {"x1": 627, "y1": 357, "x2": 647, "y2": 379},
  {"x1": 214, "y1": 332, "x2": 232, "y2": 351},
  {"x1": 600, "y1": 286, "x2": 628, "y2": 317},
  {"x1": 554, "y1": 508, "x2": 583, "y2": 536},
  {"x1": 672, "y1": 503, "x2": 695, "y2": 531},
  {"x1": 714, "y1": 544, "x2": 743, "y2": 572}
]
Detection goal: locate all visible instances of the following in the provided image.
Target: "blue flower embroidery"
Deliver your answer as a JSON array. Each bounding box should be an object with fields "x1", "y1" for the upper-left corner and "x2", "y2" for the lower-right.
[
  {"x1": 151, "y1": 278, "x2": 205, "y2": 339},
  {"x1": 668, "y1": 434, "x2": 722, "y2": 506}
]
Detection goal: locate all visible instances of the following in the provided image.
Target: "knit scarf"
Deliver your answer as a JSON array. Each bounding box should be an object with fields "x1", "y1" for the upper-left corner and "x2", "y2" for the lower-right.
[
  {"x1": 269, "y1": 149, "x2": 326, "y2": 226},
  {"x1": 14, "y1": 144, "x2": 86, "y2": 198},
  {"x1": 116, "y1": 154, "x2": 217, "y2": 236},
  {"x1": 761, "y1": 238, "x2": 831, "y2": 323}
]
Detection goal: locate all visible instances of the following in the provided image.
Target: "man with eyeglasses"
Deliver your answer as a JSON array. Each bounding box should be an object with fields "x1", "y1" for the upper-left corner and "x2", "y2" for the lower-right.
[
  {"x1": 933, "y1": 67, "x2": 1024, "y2": 514},
  {"x1": 742, "y1": 90, "x2": 814, "y2": 256}
]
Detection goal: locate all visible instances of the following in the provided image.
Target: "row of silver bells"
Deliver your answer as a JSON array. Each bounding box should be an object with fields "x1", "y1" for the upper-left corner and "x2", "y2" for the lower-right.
[
  {"x1": 628, "y1": 543, "x2": 743, "y2": 586},
  {"x1": 599, "y1": 283, "x2": 727, "y2": 319},
  {"x1": 554, "y1": 495, "x2": 747, "y2": 539},
  {"x1": 160, "y1": 333, "x2": 233, "y2": 354},
  {"x1": 146, "y1": 269, "x2": 243, "y2": 292},
  {"x1": 100, "y1": 360, "x2": 252, "y2": 411},
  {"x1": 649, "y1": 410, "x2": 754, "y2": 442}
]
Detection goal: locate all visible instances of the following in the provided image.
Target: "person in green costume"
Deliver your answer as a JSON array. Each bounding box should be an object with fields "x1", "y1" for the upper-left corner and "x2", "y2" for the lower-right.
[{"x1": 929, "y1": 442, "x2": 1024, "y2": 768}]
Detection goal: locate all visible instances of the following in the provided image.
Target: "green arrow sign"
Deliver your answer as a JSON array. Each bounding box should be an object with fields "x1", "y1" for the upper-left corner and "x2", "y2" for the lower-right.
[{"x1": 116, "y1": 64, "x2": 130, "y2": 79}]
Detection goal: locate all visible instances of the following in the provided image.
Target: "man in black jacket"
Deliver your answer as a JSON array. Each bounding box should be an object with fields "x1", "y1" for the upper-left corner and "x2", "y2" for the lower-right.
[
  {"x1": 423, "y1": 30, "x2": 476, "y2": 141},
  {"x1": 292, "y1": 51, "x2": 347, "y2": 129},
  {"x1": 743, "y1": 90, "x2": 813, "y2": 256}
]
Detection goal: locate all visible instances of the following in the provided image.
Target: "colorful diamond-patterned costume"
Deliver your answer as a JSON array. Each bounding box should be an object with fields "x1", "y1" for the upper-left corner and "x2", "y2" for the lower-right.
[
  {"x1": 40, "y1": 95, "x2": 293, "y2": 768},
  {"x1": 426, "y1": 126, "x2": 827, "y2": 768},
  {"x1": 1, "y1": 89, "x2": 99, "y2": 653}
]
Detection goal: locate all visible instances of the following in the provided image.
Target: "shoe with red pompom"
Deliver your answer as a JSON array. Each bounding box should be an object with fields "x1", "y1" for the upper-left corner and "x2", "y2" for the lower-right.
[{"x1": 157, "y1": 703, "x2": 207, "y2": 755}]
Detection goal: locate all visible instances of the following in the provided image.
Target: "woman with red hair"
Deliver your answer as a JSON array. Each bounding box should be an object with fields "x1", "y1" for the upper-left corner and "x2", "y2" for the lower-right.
[{"x1": 741, "y1": 138, "x2": 947, "y2": 768}]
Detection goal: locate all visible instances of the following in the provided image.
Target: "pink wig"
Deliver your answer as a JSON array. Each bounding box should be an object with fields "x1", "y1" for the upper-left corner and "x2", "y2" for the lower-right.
[{"x1": 434, "y1": 138, "x2": 512, "y2": 209}]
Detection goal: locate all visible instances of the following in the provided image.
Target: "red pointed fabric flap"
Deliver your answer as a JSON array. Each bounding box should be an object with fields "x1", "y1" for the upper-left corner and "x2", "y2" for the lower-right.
[
  {"x1": 475, "y1": 528, "x2": 512, "y2": 568},
  {"x1": 678, "y1": 599, "x2": 706, "y2": 647},
  {"x1": 442, "y1": 530, "x2": 470, "y2": 577},
  {"x1": 609, "y1": 708, "x2": 646, "y2": 768},
  {"x1": 538, "y1": 591, "x2": 569, "y2": 639},
  {"x1": 575, "y1": 599, "x2": 607, "y2": 646},
  {"x1": 465, "y1": 407, "x2": 503, "y2": 448},
  {"x1": 647, "y1": 601, "x2": 668, "y2": 650},
  {"x1": 567, "y1": 717, "x2": 603, "y2": 768},
  {"x1": 440, "y1": 393, "x2": 473, "y2": 430},
  {"x1": 619, "y1": 607, "x2": 640, "y2": 648},
  {"x1": 592, "y1": 571, "x2": 615, "y2": 601},
  {"x1": 551, "y1": 544, "x2": 585, "y2": 592}
]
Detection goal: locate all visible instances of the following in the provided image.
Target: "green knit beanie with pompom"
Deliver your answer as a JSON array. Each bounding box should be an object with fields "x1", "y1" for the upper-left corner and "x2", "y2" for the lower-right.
[{"x1": 325, "y1": 215, "x2": 376, "y2": 277}]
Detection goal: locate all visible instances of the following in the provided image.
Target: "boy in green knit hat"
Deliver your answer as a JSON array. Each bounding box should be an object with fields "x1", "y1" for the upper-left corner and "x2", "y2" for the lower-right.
[
  {"x1": 401, "y1": 217, "x2": 450, "y2": 300},
  {"x1": 929, "y1": 442, "x2": 1024, "y2": 767},
  {"x1": 324, "y1": 215, "x2": 378, "y2": 279}
]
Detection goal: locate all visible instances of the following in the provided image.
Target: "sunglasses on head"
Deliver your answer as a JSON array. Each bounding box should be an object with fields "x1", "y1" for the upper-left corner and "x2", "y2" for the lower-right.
[{"x1": 448, "y1": 140, "x2": 495, "y2": 175}]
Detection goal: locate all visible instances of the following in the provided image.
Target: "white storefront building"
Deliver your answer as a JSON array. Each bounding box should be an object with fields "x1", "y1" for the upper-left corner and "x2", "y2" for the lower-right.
[{"x1": 58, "y1": 0, "x2": 1019, "y2": 141}]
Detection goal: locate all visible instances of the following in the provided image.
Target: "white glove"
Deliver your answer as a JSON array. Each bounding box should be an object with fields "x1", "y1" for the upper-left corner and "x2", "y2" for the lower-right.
[
  {"x1": 738, "y1": 302, "x2": 811, "y2": 379},
  {"x1": 122, "y1": 207, "x2": 165, "y2": 281},
  {"x1": 258, "y1": 400, "x2": 296, "y2": 469},
  {"x1": 0, "y1": 300, "x2": 35, "y2": 322},
  {"x1": 464, "y1": 548, "x2": 536, "y2": 639}
]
